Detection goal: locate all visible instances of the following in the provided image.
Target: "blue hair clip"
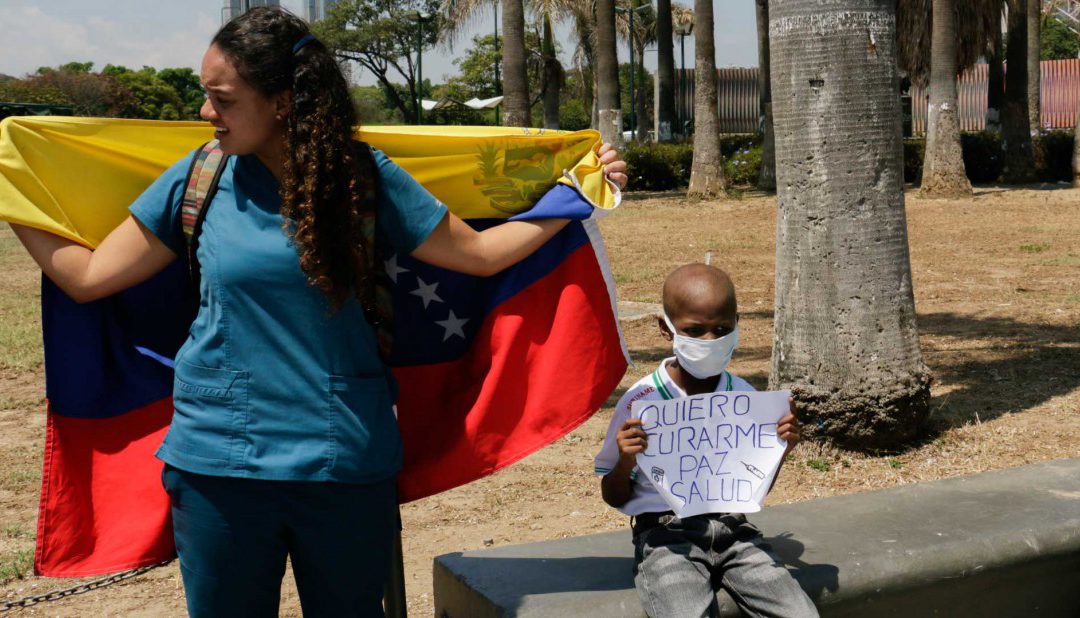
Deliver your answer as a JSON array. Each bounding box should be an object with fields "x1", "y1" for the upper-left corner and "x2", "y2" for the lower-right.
[{"x1": 292, "y1": 34, "x2": 317, "y2": 54}]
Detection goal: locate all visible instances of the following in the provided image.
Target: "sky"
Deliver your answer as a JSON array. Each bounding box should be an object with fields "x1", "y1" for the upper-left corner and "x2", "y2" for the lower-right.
[{"x1": 0, "y1": 0, "x2": 759, "y2": 86}]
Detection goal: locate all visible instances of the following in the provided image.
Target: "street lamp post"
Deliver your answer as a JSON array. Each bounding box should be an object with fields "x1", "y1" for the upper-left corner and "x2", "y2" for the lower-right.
[
  {"x1": 674, "y1": 21, "x2": 693, "y2": 139},
  {"x1": 409, "y1": 11, "x2": 435, "y2": 125}
]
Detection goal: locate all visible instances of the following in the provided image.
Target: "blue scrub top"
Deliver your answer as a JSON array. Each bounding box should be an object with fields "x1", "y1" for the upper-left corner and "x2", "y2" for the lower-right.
[{"x1": 130, "y1": 148, "x2": 447, "y2": 483}]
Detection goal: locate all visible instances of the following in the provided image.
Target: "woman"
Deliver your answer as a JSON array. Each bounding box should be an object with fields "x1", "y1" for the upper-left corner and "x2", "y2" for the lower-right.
[{"x1": 12, "y1": 8, "x2": 627, "y2": 616}]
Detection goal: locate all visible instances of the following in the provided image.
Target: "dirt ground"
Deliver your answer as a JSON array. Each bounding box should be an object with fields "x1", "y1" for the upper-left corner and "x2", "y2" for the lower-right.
[{"x1": 1, "y1": 185, "x2": 1078, "y2": 616}]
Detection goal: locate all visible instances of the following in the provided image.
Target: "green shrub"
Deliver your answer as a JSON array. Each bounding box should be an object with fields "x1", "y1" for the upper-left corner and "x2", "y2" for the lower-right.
[
  {"x1": 559, "y1": 99, "x2": 591, "y2": 132},
  {"x1": 719, "y1": 134, "x2": 761, "y2": 159},
  {"x1": 961, "y1": 131, "x2": 1004, "y2": 183},
  {"x1": 724, "y1": 143, "x2": 762, "y2": 186},
  {"x1": 1035, "y1": 130, "x2": 1075, "y2": 182},
  {"x1": 903, "y1": 138, "x2": 925, "y2": 184},
  {"x1": 622, "y1": 142, "x2": 692, "y2": 190},
  {"x1": 622, "y1": 137, "x2": 766, "y2": 191}
]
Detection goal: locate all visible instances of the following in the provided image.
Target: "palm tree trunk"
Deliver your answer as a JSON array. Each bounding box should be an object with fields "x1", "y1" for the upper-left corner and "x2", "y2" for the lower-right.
[
  {"x1": 1073, "y1": 97, "x2": 1080, "y2": 187},
  {"x1": 1002, "y1": 0, "x2": 1035, "y2": 182},
  {"x1": 755, "y1": 0, "x2": 776, "y2": 191},
  {"x1": 656, "y1": 0, "x2": 676, "y2": 141},
  {"x1": 770, "y1": 0, "x2": 930, "y2": 450},
  {"x1": 687, "y1": 0, "x2": 726, "y2": 197},
  {"x1": 502, "y1": 0, "x2": 531, "y2": 127},
  {"x1": 986, "y1": 19, "x2": 1004, "y2": 133},
  {"x1": 635, "y1": 45, "x2": 648, "y2": 139},
  {"x1": 592, "y1": 73, "x2": 601, "y2": 129},
  {"x1": 1026, "y1": 0, "x2": 1040, "y2": 132},
  {"x1": 596, "y1": 0, "x2": 623, "y2": 145},
  {"x1": 542, "y1": 15, "x2": 561, "y2": 129},
  {"x1": 920, "y1": 0, "x2": 972, "y2": 197}
]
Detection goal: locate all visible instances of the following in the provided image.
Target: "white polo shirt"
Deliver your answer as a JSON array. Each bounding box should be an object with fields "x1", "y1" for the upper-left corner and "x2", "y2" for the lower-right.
[{"x1": 594, "y1": 358, "x2": 756, "y2": 516}]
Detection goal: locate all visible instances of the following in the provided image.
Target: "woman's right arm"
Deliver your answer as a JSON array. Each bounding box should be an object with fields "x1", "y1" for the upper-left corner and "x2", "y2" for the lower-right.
[{"x1": 11, "y1": 216, "x2": 178, "y2": 303}]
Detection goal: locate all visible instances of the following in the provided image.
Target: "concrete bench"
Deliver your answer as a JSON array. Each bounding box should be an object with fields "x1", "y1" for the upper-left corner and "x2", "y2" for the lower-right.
[{"x1": 433, "y1": 458, "x2": 1080, "y2": 617}]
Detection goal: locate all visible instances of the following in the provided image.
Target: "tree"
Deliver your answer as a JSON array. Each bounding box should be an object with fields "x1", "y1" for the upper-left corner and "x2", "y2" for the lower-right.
[
  {"x1": 896, "y1": 0, "x2": 1002, "y2": 149},
  {"x1": 919, "y1": 0, "x2": 972, "y2": 198},
  {"x1": 1003, "y1": 0, "x2": 1036, "y2": 182},
  {"x1": 535, "y1": 0, "x2": 566, "y2": 129},
  {"x1": 314, "y1": 0, "x2": 442, "y2": 123},
  {"x1": 1074, "y1": 97, "x2": 1080, "y2": 187},
  {"x1": 158, "y1": 68, "x2": 204, "y2": 119},
  {"x1": 499, "y1": 0, "x2": 531, "y2": 125},
  {"x1": 447, "y1": 34, "x2": 502, "y2": 99},
  {"x1": 619, "y1": 62, "x2": 653, "y2": 131},
  {"x1": 986, "y1": 16, "x2": 1005, "y2": 133},
  {"x1": 101, "y1": 66, "x2": 186, "y2": 120},
  {"x1": 770, "y1": 0, "x2": 930, "y2": 450},
  {"x1": 755, "y1": 0, "x2": 775, "y2": 190},
  {"x1": 686, "y1": 0, "x2": 725, "y2": 197},
  {"x1": 350, "y1": 85, "x2": 406, "y2": 124},
  {"x1": 1041, "y1": 11, "x2": 1080, "y2": 59},
  {"x1": 655, "y1": 0, "x2": 675, "y2": 141},
  {"x1": 1027, "y1": 0, "x2": 1040, "y2": 131},
  {"x1": 615, "y1": 0, "x2": 655, "y2": 139},
  {"x1": 595, "y1": 0, "x2": 623, "y2": 145}
]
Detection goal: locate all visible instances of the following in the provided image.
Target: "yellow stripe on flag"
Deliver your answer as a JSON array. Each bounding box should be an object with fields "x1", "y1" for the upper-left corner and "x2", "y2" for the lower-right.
[{"x1": 0, "y1": 117, "x2": 618, "y2": 248}]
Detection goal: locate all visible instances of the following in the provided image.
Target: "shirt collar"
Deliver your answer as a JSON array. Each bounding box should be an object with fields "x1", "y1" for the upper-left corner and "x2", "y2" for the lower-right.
[{"x1": 654, "y1": 357, "x2": 730, "y2": 400}]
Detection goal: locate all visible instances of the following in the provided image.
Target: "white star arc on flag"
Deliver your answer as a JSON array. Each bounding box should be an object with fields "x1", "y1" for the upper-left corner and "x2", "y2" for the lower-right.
[
  {"x1": 435, "y1": 310, "x2": 469, "y2": 341},
  {"x1": 410, "y1": 276, "x2": 443, "y2": 308},
  {"x1": 384, "y1": 254, "x2": 409, "y2": 283}
]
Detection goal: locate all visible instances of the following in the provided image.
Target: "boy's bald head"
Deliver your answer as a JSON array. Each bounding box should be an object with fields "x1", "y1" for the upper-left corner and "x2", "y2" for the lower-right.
[{"x1": 662, "y1": 263, "x2": 738, "y2": 321}]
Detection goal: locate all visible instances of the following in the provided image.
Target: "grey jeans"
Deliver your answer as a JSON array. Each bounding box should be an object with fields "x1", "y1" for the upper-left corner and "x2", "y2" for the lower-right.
[{"x1": 632, "y1": 513, "x2": 818, "y2": 618}]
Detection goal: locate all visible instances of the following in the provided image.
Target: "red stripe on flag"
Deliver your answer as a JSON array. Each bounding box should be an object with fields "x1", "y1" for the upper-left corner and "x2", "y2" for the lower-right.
[
  {"x1": 35, "y1": 398, "x2": 174, "y2": 577},
  {"x1": 394, "y1": 243, "x2": 626, "y2": 502}
]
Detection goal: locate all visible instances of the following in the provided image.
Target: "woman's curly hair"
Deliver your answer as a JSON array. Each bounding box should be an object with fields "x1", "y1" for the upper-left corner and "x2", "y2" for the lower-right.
[{"x1": 213, "y1": 7, "x2": 374, "y2": 312}]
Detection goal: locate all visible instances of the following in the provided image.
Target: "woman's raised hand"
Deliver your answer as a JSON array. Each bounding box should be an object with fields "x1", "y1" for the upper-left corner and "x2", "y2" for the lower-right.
[{"x1": 598, "y1": 143, "x2": 629, "y2": 191}]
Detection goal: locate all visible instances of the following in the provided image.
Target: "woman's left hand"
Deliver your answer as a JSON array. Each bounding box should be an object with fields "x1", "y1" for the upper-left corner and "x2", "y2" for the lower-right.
[{"x1": 598, "y1": 143, "x2": 628, "y2": 191}]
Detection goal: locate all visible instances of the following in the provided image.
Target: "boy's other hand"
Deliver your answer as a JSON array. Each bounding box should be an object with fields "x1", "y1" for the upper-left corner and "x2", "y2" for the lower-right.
[
  {"x1": 616, "y1": 418, "x2": 648, "y2": 469},
  {"x1": 778, "y1": 397, "x2": 802, "y2": 455}
]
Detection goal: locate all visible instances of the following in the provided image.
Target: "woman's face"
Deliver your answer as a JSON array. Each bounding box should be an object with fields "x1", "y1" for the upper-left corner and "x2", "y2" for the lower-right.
[{"x1": 199, "y1": 44, "x2": 288, "y2": 159}]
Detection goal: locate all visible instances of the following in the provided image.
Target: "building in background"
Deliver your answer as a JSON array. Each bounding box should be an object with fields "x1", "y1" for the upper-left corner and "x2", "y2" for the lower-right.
[
  {"x1": 223, "y1": 0, "x2": 281, "y2": 22},
  {"x1": 304, "y1": 0, "x2": 339, "y2": 21}
]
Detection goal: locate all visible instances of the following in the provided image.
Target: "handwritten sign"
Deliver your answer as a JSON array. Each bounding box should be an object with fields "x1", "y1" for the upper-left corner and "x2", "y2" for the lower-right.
[{"x1": 632, "y1": 390, "x2": 790, "y2": 517}]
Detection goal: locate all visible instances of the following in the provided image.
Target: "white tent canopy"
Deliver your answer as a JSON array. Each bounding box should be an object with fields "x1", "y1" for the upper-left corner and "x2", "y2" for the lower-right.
[
  {"x1": 463, "y1": 96, "x2": 504, "y2": 110},
  {"x1": 421, "y1": 98, "x2": 460, "y2": 111}
]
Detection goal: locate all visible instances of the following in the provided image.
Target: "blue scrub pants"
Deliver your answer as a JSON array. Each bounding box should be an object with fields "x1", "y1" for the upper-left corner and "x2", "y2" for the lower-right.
[{"x1": 162, "y1": 465, "x2": 397, "y2": 617}]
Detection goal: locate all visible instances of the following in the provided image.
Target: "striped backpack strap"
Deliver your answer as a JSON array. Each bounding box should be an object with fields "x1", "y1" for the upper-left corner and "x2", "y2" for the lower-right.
[
  {"x1": 181, "y1": 140, "x2": 228, "y2": 285},
  {"x1": 354, "y1": 142, "x2": 393, "y2": 360}
]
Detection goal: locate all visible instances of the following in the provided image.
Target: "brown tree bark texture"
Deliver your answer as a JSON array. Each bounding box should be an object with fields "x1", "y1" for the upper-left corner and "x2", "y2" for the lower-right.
[
  {"x1": 595, "y1": 0, "x2": 623, "y2": 146},
  {"x1": 542, "y1": 17, "x2": 561, "y2": 130},
  {"x1": 920, "y1": 0, "x2": 972, "y2": 198},
  {"x1": 1027, "y1": 0, "x2": 1040, "y2": 132},
  {"x1": 1074, "y1": 97, "x2": 1080, "y2": 187},
  {"x1": 501, "y1": 0, "x2": 531, "y2": 127},
  {"x1": 769, "y1": 0, "x2": 931, "y2": 450},
  {"x1": 656, "y1": 0, "x2": 676, "y2": 141},
  {"x1": 1003, "y1": 0, "x2": 1035, "y2": 182},
  {"x1": 756, "y1": 0, "x2": 777, "y2": 191},
  {"x1": 986, "y1": 23, "x2": 1004, "y2": 133},
  {"x1": 688, "y1": 0, "x2": 727, "y2": 197}
]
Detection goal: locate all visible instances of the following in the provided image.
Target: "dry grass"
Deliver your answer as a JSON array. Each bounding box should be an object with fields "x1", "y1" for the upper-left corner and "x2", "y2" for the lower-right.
[{"x1": 0, "y1": 185, "x2": 1078, "y2": 616}]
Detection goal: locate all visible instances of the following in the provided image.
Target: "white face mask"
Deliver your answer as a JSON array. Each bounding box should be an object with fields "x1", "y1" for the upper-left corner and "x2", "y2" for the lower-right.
[{"x1": 662, "y1": 312, "x2": 739, "y2": 379}]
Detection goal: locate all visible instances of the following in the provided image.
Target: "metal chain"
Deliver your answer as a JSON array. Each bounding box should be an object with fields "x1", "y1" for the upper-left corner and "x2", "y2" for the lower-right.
[{"x1": 0, "y1": 560, "x2": 173, "y2": 612}]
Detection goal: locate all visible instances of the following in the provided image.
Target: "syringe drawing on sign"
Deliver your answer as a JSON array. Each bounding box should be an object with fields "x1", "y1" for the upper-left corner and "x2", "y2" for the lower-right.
[{"x1": 741, "y1": 461, "x2": 766, "y2": 480}]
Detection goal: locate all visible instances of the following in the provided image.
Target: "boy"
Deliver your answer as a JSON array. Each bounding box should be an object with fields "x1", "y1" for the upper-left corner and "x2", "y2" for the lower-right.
[{"x1": 595, "y1": 264, "x2": 817, "y2": 618}]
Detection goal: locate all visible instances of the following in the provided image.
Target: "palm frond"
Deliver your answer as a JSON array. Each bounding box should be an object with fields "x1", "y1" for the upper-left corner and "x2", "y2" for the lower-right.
[{"x1": 897, "y1": 0, "x2": 1004, "y2": 86}]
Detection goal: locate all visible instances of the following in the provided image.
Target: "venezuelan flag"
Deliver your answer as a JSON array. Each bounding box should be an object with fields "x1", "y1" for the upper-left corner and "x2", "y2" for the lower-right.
[{"x1": 0, "y1": 117, "x2": 628, "y2": 577}]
